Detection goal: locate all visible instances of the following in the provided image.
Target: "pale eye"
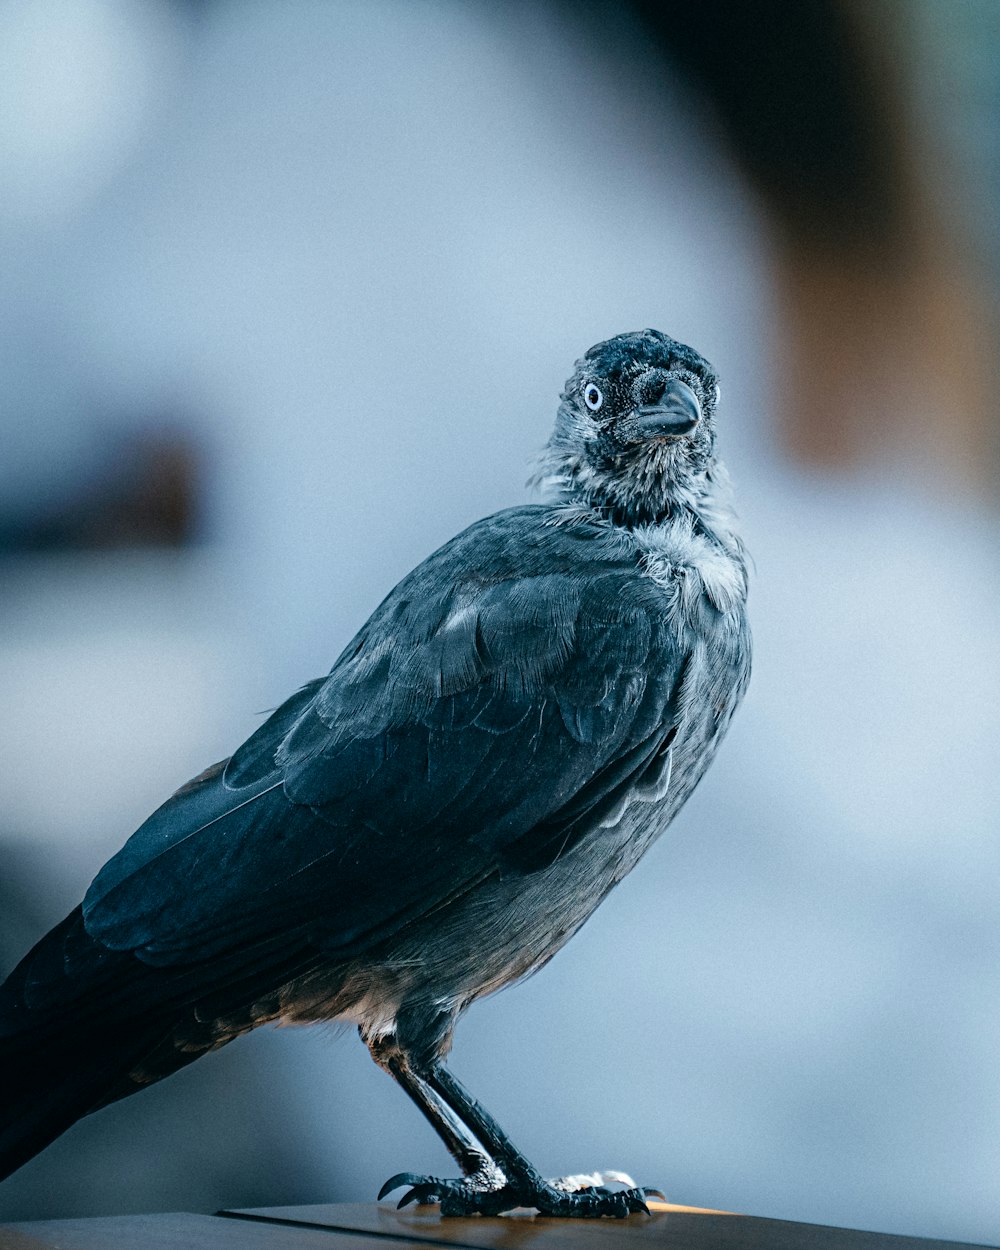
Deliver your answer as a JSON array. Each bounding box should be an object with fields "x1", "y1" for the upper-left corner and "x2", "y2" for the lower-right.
[
  {"x1": 583, "y1": 383, "x2": 604, "y2": 412},
  {"x1": 713, "y1": 383, "x2": 721, "y2": 405}
]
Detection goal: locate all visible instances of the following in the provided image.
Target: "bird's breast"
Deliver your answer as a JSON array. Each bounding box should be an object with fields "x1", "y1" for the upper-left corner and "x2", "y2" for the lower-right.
[
  {"x1": 627, "y1": 516, "x2": 751, "y2": 809},
  {"x1": 630, "y1": 517, "x2": 747, "y2": 624}
]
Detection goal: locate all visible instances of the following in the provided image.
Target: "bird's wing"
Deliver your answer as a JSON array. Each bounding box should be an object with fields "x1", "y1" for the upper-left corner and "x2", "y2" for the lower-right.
[{"x1": 83, "y1": 507, "x2": 684, "y2": 967}]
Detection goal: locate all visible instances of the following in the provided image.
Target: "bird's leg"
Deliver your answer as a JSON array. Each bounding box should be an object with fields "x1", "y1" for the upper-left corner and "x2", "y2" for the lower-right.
[
  {"x1": 421, "y1": 1062, "x2": 544, "y2": 1192},
  {"x1": 366, "y1": 1032, "x2": 501, "y2": 1186},
  {"x1": 421, "y1": 1062, "x2": 656, "y2": 1216},
  {"x1": 372, "y1": 1035, "x2": 656, "y2": 1218}
]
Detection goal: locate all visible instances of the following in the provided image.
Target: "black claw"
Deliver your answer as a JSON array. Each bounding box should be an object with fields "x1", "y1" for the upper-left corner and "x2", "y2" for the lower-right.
[
  {"x1": 398, "y1": 1186, "x2": 434, "y2": 1209},
  {"x1": 378, "y1": 1172, "x2": 423, "y2": 1201},
  {"x1": 627, "y1": 1188, "x2": 652, "y2": 1215}
]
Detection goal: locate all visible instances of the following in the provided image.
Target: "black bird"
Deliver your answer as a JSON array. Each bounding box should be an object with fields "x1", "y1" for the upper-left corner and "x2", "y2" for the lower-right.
[{"x1": 0, "y1": 329, "x2": 750, "y2": 1217}]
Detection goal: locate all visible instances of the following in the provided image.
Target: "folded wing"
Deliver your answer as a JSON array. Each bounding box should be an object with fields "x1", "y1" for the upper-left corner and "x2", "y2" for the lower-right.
[{"x1": 83, "y1": 508, "x2": 684, "y2": 968}]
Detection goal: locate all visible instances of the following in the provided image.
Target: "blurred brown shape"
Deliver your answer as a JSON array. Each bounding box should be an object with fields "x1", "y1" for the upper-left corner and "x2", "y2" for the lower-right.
[
  {"x1": 778, "y1": 226, "x2": 999, "y2": 489},
  {"x1": 773, "y1": 1, "x2": 999, "y2": 492},
  {"x1": 3, "y1": 428, "x2": 202, "y2": 552},
  {"x1": 579, "y1": 0, "x2": 1000, "y2": 493}
]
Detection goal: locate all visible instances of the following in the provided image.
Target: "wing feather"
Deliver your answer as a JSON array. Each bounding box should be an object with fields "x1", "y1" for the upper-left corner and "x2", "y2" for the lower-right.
[{"x1": 83, "y1": 507, "x2": 684, "y2": 966}]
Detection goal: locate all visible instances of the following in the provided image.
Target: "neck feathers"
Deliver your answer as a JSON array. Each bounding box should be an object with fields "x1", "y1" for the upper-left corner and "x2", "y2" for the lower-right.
[{"x1": 532, "y1": 430, "x2": 740, "y2": 552}]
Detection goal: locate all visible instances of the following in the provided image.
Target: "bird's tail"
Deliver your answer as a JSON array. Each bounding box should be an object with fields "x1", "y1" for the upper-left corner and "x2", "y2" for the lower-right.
[
  {"x1": 0, "y1": 1013, "x2": 172, "y2": 1182},
  {"x1": 0, "y1": 904, "x2": 315, "y2": 1183},
  {"x1": 0, "y1": 908, "x2": 199, "y2": 1183}
]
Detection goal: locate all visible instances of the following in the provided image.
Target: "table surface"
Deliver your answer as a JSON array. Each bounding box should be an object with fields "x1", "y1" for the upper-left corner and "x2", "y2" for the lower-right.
[{"x1": 1, "y1": 1200, "x2": 995, "y2": 1250}]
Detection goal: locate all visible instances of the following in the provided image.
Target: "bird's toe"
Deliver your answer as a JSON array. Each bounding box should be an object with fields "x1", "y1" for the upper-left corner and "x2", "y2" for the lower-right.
[
  {"x1": 378, "y1": 1170, "x2": 520, "y2": 1216},
  {"x1": 377, "y1": 1172, "x2": 427, "y2": 1203},
  {"x1": 534, "y1": 1182, "x2": 657, "y2": 1218}
]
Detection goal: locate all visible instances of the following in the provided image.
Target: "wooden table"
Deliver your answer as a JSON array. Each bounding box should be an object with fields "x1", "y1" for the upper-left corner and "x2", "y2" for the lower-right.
[{"x1": 1, "y1": 1200, "x2": 994, "y2": 1249}]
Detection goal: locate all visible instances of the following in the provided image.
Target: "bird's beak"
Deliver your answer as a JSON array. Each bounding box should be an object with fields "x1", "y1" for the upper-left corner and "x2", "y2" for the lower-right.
[{"x1": 634, "y1": 378, "x2": 701, "y2": 439}]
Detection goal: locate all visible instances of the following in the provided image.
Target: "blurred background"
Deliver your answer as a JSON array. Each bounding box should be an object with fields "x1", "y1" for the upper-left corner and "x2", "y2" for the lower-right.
[{"x1": 0, "y1": 0, "x2": 998, "y2": 1241}]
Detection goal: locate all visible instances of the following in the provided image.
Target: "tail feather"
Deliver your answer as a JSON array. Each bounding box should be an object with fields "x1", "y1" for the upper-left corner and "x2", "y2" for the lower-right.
[
  {"x1": 0, "y1": 1016, "x2": 179, "y2": 1182},
  {"x1": 0, "y1": 908, "x2": 208, "y2": 1182},
  {"x1": 0, "y1": 905, "x2": 319, "y2": 1181}
]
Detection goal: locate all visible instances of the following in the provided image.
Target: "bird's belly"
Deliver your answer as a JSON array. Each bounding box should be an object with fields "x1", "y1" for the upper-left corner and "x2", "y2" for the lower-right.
[{"x1": 285, "y1": 798, "x2": 667, "y2": 1038}]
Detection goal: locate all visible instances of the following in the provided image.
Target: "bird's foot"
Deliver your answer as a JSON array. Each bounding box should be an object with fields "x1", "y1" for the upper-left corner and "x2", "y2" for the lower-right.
[
  {"x1": 379, "y1": 1164, "x2": 517, "y2": 1217},
  {"x1": 379, "y1": 1165, "x2": 661, "y2": 1218}
]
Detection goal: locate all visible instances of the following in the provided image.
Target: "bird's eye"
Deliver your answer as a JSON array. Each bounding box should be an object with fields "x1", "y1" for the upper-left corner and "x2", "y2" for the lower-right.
[
  {"x1": 583, "y1": 383, "x2": 604, "y2": 412},
  {"x1": 713, "y1": 383, "x2": 721, "y2": 405}
]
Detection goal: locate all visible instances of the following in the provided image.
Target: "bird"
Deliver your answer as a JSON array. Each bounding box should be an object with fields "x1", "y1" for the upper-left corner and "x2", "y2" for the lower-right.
[{"x1": 0, "y1": 329, "x2": 750, "y2": 1218}]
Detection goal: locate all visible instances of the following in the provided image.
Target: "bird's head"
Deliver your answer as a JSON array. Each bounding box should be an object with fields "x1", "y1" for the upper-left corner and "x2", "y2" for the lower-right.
[{"x1": 536, "y1": 329, "x2": 723, "y2": 527}]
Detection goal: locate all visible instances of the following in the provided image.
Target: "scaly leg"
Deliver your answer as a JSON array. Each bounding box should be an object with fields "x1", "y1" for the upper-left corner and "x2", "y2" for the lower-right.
[
  {"x1": 368, "y1": 1033, "x2": 505, "y2": 1194},
  {"x1": 369, "y1": 1033, "x2": 658, "y2": 1218}
]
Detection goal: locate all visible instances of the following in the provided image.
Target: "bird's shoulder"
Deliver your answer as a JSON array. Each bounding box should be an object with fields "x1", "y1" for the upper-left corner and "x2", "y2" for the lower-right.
[
  {"x1": 362, "y1": 503, "x2": 676, "y2": 643},
  {"x1": 294, "y1": 504, "x2": 673, "y2": 736},
  {"x1": 375, "y1": 503, "x2": 663, "y2": 608}
]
